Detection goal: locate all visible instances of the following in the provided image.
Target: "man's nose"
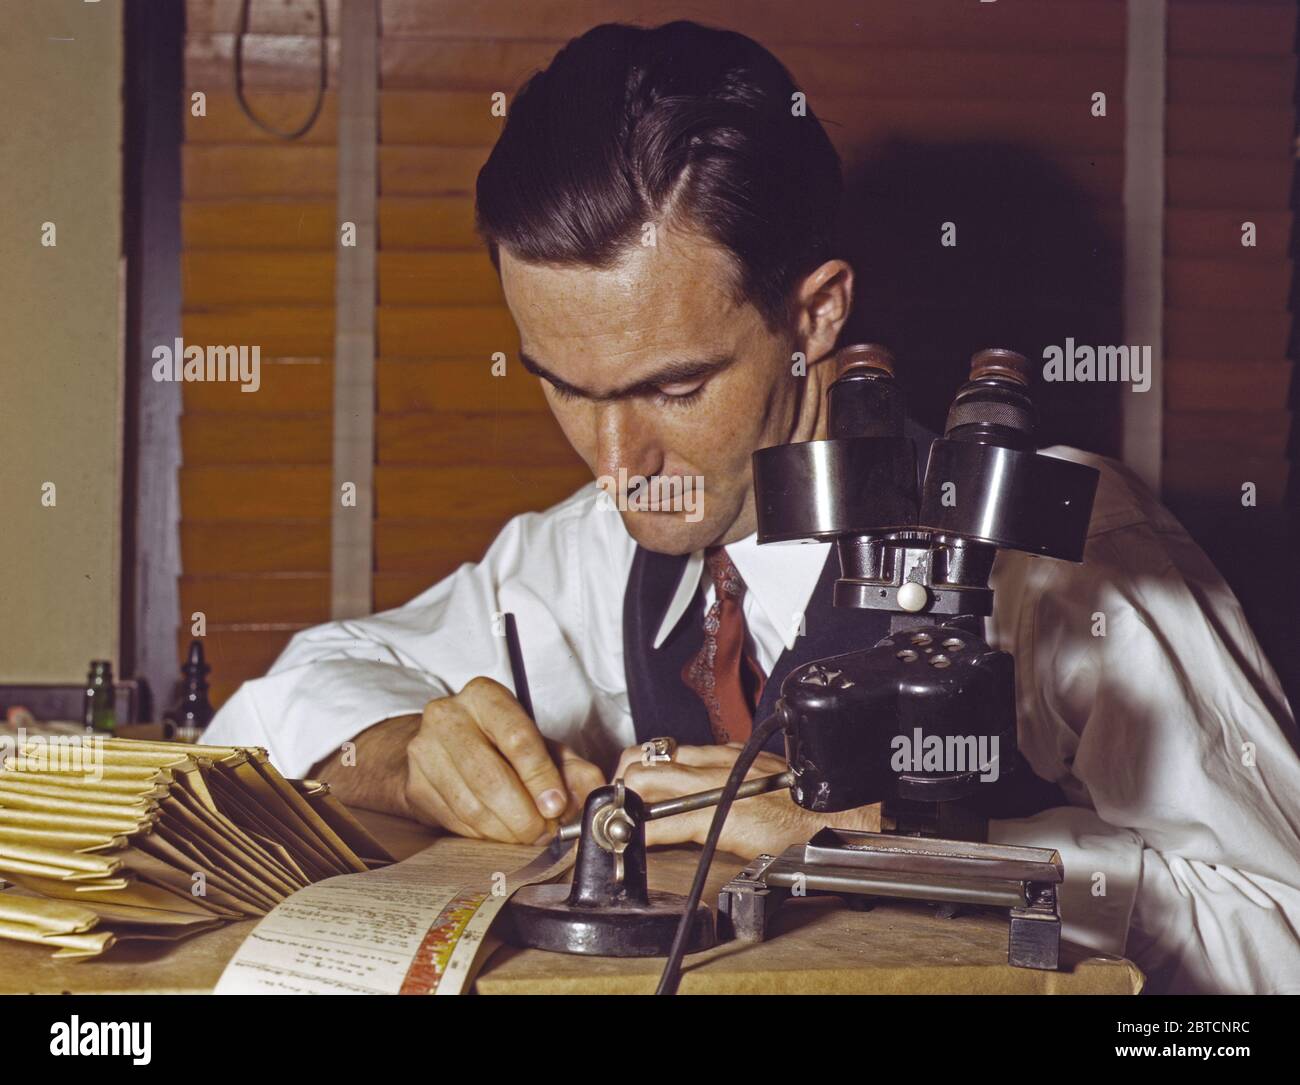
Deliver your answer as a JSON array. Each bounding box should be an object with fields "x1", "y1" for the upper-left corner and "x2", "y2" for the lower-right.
[{"x1": 595, "y1": 401, "x2": 662, "y2": 481}]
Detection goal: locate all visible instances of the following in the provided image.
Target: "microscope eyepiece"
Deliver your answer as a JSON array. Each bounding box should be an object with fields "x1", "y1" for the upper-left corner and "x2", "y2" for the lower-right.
[
  {"x1": 943, "y1": 347, "x2": 1037, "y2": 449},
  {"x1": 828, "y1": 343, "x2": 905, "y2": 440},
  {"x1": 837, "y1": 342, "x2": 897, "y2": 378},
  {"x1": 968, "y1": 347, "x2": 1031, "y2": 385}
]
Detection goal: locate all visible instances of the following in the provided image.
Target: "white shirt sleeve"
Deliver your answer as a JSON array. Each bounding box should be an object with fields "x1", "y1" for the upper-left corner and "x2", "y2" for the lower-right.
[
  {"x1": 204, "y1": 485, "x2": 638, "y2": 779},
  {"x1": 987, "y1": 451, "x2": 1300, "y2": 993}
]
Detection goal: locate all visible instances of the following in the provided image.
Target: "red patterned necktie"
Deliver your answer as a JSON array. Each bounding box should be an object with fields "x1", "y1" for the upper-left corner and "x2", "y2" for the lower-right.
[{"x1": 682, "y1": 547, "x2": 767, "y2": 744}]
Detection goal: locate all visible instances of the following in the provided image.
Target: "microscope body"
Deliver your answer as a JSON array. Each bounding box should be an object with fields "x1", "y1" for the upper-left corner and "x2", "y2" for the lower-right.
[
  {"x1": 753, "y1": 346, "x2": 1099, "y2": 827},
  {"x1": 781, "y1": 624, "x2": 1016, "y2": 813}
]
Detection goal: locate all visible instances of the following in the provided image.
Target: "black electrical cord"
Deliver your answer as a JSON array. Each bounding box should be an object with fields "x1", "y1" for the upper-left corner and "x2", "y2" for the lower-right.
[
  {"x1": 655, "y1": 707, "x2": 788, "y2": 995},
  {"x1": 235, "y1": 0, "x2": 328, "y2": 141}
]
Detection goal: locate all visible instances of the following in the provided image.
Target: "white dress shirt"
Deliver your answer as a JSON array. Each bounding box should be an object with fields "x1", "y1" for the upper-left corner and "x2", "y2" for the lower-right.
[{"x1": 205, "y1": 446, "x2": 1300, "y2": 994}]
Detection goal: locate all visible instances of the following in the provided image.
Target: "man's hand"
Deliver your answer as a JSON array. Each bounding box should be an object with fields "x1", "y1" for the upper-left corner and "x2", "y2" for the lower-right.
[
  {"x1": 404, "y1": 677, "x2": 604, "y2": 842},
  {"x1": 613, "y1": 742, "x2": 881, "y2": 858},
  {"x1": 312, "y1": 677, "x2": 604, "y2": 844}
]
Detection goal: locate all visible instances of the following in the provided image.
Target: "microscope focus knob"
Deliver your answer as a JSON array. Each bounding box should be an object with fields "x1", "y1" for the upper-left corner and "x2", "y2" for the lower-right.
[{"x1": 897, "y1": 582, "x2": 928, "y2": 612}]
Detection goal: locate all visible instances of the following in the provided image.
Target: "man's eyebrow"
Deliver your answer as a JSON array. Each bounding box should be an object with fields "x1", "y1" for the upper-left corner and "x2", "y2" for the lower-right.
[{"x1": 517, "y1": 351, "x2": 734, "y2": 401}]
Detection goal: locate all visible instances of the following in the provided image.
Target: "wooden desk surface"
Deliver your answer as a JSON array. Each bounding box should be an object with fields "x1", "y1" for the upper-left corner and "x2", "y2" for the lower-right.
[{"x1": 0, "y1": 811, "x2": 1142, "y2": 995}]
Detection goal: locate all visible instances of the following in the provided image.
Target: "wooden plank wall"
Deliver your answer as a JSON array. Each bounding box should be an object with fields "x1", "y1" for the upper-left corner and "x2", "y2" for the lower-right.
[
  {"x1": 183, "y1": 17, "x2": 329, "y2": 704},
  {"x1": 183, "y1": 0, "x2": 582, "y2": 703},
  {"x1": 180, "y1": 0, "x2": 1292, "y2": 706}
]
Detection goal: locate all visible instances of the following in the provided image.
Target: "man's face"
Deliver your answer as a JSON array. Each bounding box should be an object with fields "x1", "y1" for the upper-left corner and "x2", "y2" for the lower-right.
[{"x1": 499, "y1": 227, "x2": 809, "y2": 554}]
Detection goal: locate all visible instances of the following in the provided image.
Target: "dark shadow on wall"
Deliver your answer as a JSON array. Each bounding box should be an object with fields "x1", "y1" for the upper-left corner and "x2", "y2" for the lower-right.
[
  {"x1": 836, "y1": 139, "x2": 1299, "y2": 713},
  {"x1": 837, "y1": 139, "x2": 1124, "y2": 457}
]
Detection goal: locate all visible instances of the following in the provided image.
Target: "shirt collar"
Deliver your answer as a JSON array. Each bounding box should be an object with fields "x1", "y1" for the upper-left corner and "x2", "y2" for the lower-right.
[{"x1": 652, "y1": 533, "x2": 833, "y2": 651}]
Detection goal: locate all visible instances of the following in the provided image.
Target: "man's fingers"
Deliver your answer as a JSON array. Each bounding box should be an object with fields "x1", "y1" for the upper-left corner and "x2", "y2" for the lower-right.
[
  {"x1": 545, "y1": 741, "x2": 606, "y2": 820},
  {"x1": 612, "y1": 741, "x2": 719, "y2": 779},
  {"x1": 406, "y1": 739, "x2": 508, "y2": 840},
  {"x1": 426, "y1": 727, "x2": 533, "y2": 842},
  {"x1": 644, "y1": 807, "x2": 710, "y2": 848},
  {"x1": 557, "y1": 749, "x2": 605, "y2": 798},
  {"x1": 617, "y1": 742, "x2": 787, "y2": 773},
  {"x1": 675, "y1": 746, "x2": 789, "y2": 773},
  {"x1": 411, "y1": 694, "x2": 549, "y2": 843},
  {"x1": 613, "y1": 745, "x2": 646, "y2": 781},
  {"x1": 440, "y1": 712, "x2": 552, "y2": 842},
  {"x1": 460, "y1": 677, "x2": 567, "y2": 819},
  {"x1": 666, "y1": 745, "x2": 738, "y2": 768},
  {"x1": 623, "y1": 762, "x2": 724, "y2": 803}
]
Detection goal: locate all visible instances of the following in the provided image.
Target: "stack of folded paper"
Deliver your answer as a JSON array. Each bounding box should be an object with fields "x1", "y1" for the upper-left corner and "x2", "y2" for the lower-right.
[{"x1": 0, "y1": 737, "x2": 393, "y2": 958}]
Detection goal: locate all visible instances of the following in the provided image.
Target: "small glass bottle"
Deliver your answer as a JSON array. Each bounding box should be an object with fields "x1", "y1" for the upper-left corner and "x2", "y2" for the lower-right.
[
  {"x1": 165, "y1": 640, "x2": 214, "y2": 743},
  {"x1": 83, "y1": 661, "x2": 117, "y2": 733}
]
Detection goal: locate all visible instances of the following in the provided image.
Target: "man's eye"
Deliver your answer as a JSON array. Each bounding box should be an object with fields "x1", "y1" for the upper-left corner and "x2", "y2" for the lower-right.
[
  {"x1": 652, "y1": 382, "x2": 706, "y2": 408},
  {"x1": 547, "y1": 381, "x2": 579, "y2": 402}
]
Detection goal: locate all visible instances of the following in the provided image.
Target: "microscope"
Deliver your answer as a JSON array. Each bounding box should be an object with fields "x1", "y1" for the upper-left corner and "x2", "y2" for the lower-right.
[{"x1": 502, "y1": 346, "x2": 1100, "y2": 988}]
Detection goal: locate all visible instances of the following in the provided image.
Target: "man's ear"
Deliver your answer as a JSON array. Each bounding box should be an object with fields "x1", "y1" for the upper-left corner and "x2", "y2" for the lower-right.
[{"x1": 794, "y1": 259, "x2": 854, "y2": 365}]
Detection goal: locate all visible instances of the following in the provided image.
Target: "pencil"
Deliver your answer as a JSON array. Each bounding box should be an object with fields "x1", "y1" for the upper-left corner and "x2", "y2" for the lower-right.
[{"x1": 502, "y1": 612, "x2": 536, "y2": 722}]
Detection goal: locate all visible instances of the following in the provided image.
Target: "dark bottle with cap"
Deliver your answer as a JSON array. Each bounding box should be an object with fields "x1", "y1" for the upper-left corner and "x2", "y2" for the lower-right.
[
  {"x1": 165, "y1": 640, "x2": 214, "y2": 743},
  {"x1": 83, "y1": 661, "x2": 117, "y2": 733}
]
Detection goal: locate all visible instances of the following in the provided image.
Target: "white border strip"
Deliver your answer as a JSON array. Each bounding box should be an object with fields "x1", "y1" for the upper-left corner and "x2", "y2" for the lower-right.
[
  {"x1": 1121, "y1": 0, "x2": 1166, "y2": 493},
  {"x1": 331, "y1": 0, "x2": 378, "y2": 619}
]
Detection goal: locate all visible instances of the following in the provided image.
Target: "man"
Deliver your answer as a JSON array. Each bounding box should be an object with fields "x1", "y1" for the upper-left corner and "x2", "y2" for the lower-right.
[{"x1": 206, "y1": 21, "x2": 1300, "y2": 994}]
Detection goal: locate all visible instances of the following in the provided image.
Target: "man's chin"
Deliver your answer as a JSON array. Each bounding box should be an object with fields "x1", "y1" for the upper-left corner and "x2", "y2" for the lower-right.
[{"x1": 618, "y1": 510, "x2": 726, "y2": 555}]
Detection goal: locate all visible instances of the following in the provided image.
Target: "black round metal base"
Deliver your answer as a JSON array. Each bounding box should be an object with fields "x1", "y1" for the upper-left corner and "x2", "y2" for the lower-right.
[{"x1": 503, "y1": 884, "x2": 715, "y2": 957}]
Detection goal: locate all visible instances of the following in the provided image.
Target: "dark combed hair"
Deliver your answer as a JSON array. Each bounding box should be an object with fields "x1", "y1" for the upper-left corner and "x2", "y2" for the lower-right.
[{"x1": 475, "y1": 21, "x2": 843, "y2": 327}]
